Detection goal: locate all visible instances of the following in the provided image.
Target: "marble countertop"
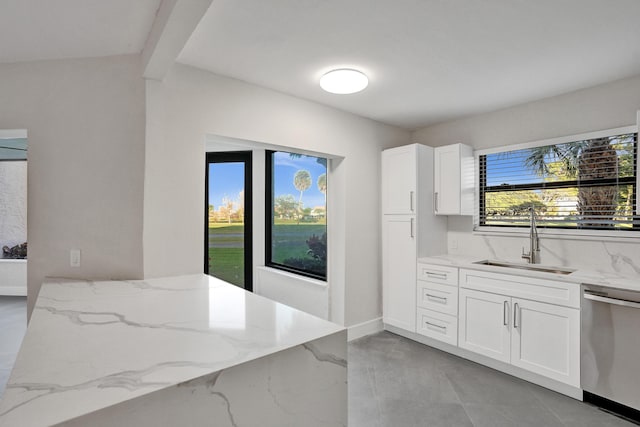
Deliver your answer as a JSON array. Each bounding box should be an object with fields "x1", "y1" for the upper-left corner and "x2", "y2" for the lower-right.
[
  {"x1": 0, "y1": 274, "x2": 344, "y2": 427},
  {"x1": 418, "y1": 254, "x2": 640, "y2": 292}
]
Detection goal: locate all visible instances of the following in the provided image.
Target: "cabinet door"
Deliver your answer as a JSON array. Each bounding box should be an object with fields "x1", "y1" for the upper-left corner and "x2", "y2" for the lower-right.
[
  {"x1": 382, "y1": 145, "x2": 416, "y2": 214},
  {"x1": 511, "y1": 298, "x2": 580, "y2": 387},
  {"x1": 382, "y1": 215, "x2": 417, "y2": 331},
  {"x1": 459, "y1": 288, "x2": 511, "y2": 363},
  {"x1": 434, "y1": 145, "x2": 460, "y2": 215}
]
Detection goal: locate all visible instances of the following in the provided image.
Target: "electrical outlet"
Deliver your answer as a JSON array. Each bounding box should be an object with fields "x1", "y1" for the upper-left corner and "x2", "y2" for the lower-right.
[{"x1": 70, "y1": 249, "x2": 81, "y2": 268}]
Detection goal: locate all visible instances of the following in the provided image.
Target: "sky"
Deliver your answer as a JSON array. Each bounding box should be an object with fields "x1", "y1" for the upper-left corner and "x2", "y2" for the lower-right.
[
  {"x1": 208, "y1": 162, "x2": 244, "y2": 209},
  {"x1": 272, "y1": 152, "x2": 326, "y2": 209},
  {"x1": 207, "y1": 152, "x2": 327, "y2": 210},
  {"x1": 485, "y1": 149, "x2": 544, "y2": 187}
]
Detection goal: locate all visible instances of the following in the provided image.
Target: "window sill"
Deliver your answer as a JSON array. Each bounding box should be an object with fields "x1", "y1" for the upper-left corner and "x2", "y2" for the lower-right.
[
  {"x1": 256, "y1": 266, "x2": 328, "y2": 288},
  {"x1": 473, "y1": 226, "x2": 640, "y2": 243}
]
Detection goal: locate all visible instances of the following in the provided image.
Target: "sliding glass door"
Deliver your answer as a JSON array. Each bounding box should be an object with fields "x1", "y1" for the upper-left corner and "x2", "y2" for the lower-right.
[{"x1": 205, "y1": 152, "x2": 252, "y2": 291}]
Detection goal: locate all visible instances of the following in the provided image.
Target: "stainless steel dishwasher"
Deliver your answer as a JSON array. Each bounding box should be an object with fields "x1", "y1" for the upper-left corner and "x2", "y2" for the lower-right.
[{"x1": 581, "y1": 284, "x2": 640, "y2": 420}]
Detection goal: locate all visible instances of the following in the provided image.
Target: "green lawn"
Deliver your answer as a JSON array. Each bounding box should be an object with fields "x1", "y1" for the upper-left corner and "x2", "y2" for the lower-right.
[
  {"x1": 207, "y1": 222, "x2": 325, "y2": 285},
  {"x1": 208, "y1": 247, "x2": 244, "y2": 287},
  {"x1": 269, "y1": 224, "x2": 325, "y2": 262}
]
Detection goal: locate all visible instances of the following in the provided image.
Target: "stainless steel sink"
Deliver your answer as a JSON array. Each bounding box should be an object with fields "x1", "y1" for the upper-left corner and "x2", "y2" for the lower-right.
[{"x1": 473, "y1": 260, "x2": 575, "y2": 275}]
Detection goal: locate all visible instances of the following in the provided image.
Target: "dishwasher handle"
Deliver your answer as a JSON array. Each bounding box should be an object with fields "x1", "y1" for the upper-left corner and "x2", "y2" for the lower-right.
[{"x1": 584, "y1": 290, "x2": 640, "y2": 309}]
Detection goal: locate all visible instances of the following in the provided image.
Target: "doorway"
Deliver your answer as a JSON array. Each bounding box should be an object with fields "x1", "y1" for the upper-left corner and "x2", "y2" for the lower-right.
[
  {"x1": 0, "y1": 130, "x2": 27, "y2": 297},
  {"x1": 205, "y1": 151, "x2": 252, "y2": 291}
]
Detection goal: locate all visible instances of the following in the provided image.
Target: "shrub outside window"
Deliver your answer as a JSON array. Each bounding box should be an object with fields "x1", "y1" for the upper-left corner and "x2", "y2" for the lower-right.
[
  {"x1": 479, "y1": 132, "x2": 638, "y2": 231},
  {"x1": 266, "y1": 151, "x2": 327, "y2": 280}
]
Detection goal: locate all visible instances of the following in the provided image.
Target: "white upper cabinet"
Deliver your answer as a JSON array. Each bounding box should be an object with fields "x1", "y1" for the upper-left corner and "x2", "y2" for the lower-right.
[
  {"x1": 434, "y1": 143, "x2": 475, "y2": 215},
  {"x1": 382, "y1": 144, "x2": 417, "y2": 214}
]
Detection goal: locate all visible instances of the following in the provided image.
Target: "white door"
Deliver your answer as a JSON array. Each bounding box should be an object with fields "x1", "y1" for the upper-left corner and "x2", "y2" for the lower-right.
[
  {"x1": 382, "y1": 145, "x2": 416, "y2": 214},
  {"x1": 459, "y1": 288, "x2": 511, "y2": 363},
  {"x1": 511, "y1": 298, "x2": 580, "y2": 387},
  {"x1": 434, "y1": 145, "x2": 460, "y2": 215},
  {"x1": 382, "y1": 215, "x2": 416, "y2": 332}
]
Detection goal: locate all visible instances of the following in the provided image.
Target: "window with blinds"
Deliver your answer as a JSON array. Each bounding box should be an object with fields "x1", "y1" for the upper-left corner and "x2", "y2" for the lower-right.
[{"x1": 479, "y1": 132, "x2": 638, "y2": 231}]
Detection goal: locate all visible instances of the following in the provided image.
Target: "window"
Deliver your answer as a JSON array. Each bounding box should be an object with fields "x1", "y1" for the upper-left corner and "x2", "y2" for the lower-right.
[
  {"x1": 266, "y1": 151, "x2": 327, "y2": 280},
  {"x1": 479, "y1": 131, "x2": 638, "y2": 231}
]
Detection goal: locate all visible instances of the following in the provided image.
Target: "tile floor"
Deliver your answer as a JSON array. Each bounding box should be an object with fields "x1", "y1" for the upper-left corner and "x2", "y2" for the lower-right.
[
  {"x1": 0, "y1": 296, "x2": 26, "y2": 398},
  {"x1": 349, "y1": 331, "x2": 638, "y2": 427},
  {"x1": 1, "y1": 299, "x2": 637, "y2": 426}
]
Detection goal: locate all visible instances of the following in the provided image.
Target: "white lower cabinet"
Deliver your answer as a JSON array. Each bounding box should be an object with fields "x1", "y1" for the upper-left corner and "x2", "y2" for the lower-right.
[
  {"x1": 459, "y1": 287, "x2": 580, "y2": 387},
  {"x1": 415, "y1": 263, "x2": 460, "y2": 345}
]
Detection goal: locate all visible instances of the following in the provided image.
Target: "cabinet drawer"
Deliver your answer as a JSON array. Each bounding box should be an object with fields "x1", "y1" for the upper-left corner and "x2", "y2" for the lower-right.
[
  {"x1": 459, "y1": 269, "x2": 580, "y2": 308},
  {"x1": 417, "y1": 281, "x2": 458, "y2": 316},
  {"x1": 416, "y1": 308, "x2": 458, "y2": 346},
  {"x1": 417, "y1": 263, "x2": 458, "y2": 286}
]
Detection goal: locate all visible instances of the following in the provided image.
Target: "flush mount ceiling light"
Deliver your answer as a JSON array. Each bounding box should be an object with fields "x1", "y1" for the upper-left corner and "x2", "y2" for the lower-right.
[{"x1": 320, "y1": 68, "x2": 368, "y2": 94}]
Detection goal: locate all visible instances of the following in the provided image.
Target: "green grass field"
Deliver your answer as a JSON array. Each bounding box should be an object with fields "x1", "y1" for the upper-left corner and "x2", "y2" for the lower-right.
[
  {"x1": 208, "y1": 247, "x2": 244, "y2": 286},
  {"x1": 208, "y1": 221, "x2": 326, "y2": 286},
  {"x1": 269, "y1": 223, "x2": 325, "y2": 262}
]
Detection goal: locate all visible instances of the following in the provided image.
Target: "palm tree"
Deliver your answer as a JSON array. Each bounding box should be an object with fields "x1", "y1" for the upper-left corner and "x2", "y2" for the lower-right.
[
  {"x1": 576, "y1": 138, "x2": 618, "y2": 227},
  {"x1": 523, "y1": 137, "x2": 619, "y2": 228},
  {"x1": 317, "y1": 173, "x2": 327, "y2": 201},
  {"x1": 293, "y1": 170, "x2": 311, "y2": 222}
]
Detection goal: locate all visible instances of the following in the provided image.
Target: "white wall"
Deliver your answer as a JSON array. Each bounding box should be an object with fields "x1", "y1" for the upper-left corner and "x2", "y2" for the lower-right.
[
  {"x1": 413, "y1": 74, "x2": 640, "y2": 150},
  {"x1": 0, "y1": 55, "x2": 146, "y2": 315},
  {"x1": 144, "y1": 64, "x2": 410, "y2": 326},
  {"x1": 0, "y1": 161, "x2": 27, "y2": 249},
  {"x1": 413, "y1": 74, "x2": 640, "y2": 275}
]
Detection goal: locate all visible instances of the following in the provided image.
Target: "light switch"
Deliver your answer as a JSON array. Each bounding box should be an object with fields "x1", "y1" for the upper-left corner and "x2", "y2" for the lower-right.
[{"x1": 70, "y1": 249, "x2": 81, "y2": 267}]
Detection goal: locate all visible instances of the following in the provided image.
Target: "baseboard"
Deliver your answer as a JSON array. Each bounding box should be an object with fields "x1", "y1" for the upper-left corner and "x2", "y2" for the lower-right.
[
  {"x1": 348, "y1": 317, "x2": 383, "y2": 341},
  {"x1": 0, "y1": 286, "x2": 27, "y2": 296}
]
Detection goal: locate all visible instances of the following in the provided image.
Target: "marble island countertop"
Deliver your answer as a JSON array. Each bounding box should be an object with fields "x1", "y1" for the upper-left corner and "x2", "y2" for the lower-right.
[
  {"x1": 0, "y1": 274, "x2": 345, "y2": 427},
  {"x1": 418, "y1": 254, "x2": 640, "y2": 292}
]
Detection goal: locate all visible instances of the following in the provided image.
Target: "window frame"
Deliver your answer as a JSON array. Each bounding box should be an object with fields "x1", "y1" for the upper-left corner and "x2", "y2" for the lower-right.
[
  {"x1": 474, "y1": 125, "x2": 640, "y2": 237},
  {"x1": 204, "y1": 151, "x2": 253, "y2": 290},
  {"x1": 265, "y1": 150, "x2": 328, "y2": 281}
]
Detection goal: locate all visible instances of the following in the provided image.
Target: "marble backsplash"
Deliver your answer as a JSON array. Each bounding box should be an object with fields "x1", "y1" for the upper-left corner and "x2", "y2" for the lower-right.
[{"x1": 446, "y1": 216, "x2": 640, "y2": 276}]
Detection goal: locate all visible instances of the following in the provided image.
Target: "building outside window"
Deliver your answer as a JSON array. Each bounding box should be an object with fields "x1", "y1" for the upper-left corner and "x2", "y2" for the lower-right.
[
  {"x1": 266, "y1": 151, "x2": 327, "y2": 280},
  {"x1": 478, "y1": 131, "x2": 638, "y2": 232}
]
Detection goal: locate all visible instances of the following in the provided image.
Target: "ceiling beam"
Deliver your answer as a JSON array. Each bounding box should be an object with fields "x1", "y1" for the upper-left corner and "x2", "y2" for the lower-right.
[{"x1": 142, "y1": 0, "x2": 213, "y2": 81}]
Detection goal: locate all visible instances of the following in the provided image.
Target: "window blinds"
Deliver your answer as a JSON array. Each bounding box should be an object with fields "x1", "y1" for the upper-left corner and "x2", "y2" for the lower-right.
[{"x1": 479, "y1": 133, "x2": 638, "y2": 231}]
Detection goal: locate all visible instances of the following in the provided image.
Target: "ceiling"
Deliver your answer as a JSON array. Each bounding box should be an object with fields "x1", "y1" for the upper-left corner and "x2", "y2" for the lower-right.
[
  {"x1": 0, "y1": 0, "x2": 161, "y2": 63},
  {"x1": 178, "y1": 0, "x2": 640, "y2": 130},
  {"x1": 1, "y1": 1, "x2": 639, "y2": 131}
]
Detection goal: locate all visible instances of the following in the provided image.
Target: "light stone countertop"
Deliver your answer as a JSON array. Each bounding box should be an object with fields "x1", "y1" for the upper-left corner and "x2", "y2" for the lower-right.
[
  {"x1": 418, "y1": 254, "x2": 640, "y2": 292},
  {"x1": 0, "y1": 274, "x2": 345, "y2": 427}
]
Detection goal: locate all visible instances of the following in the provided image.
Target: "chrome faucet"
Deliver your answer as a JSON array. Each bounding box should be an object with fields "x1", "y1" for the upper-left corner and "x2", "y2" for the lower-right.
[{"x1": 521, "y1": 205, "x2": 540, "y2": 264}]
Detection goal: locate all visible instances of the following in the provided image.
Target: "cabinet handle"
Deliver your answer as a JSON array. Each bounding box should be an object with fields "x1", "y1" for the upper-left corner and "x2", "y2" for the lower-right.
[
  {"x1": 513, "y1": 302, "x2": 519, "y2": 329},
  {"x1": 503, "y1": 301, "x2": 508, "y2": 326},
  {"x1": 425, "y1": 272, "x2": 447, "y2": 279},
  {"x1": 434, "y1": 192, "x2": 439, "y2": 213},
  {"x1": 426, "y1": 293, "x2": 447, "y2": 304},
  {"x1": 425, "y1": 322, "x2": 447, "y2": 333},
  {"x1": 410, "y1": 191, "x2": 414, "y2": 212},
  {"x1": 410, "y1": 218, "x2": 414, "y2": 238}
]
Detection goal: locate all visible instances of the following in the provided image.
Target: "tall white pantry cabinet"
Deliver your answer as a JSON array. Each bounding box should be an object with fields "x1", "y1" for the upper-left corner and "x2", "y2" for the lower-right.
[{"x1": 382, "y1": 144, "x2": 447, "y2": 331}]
